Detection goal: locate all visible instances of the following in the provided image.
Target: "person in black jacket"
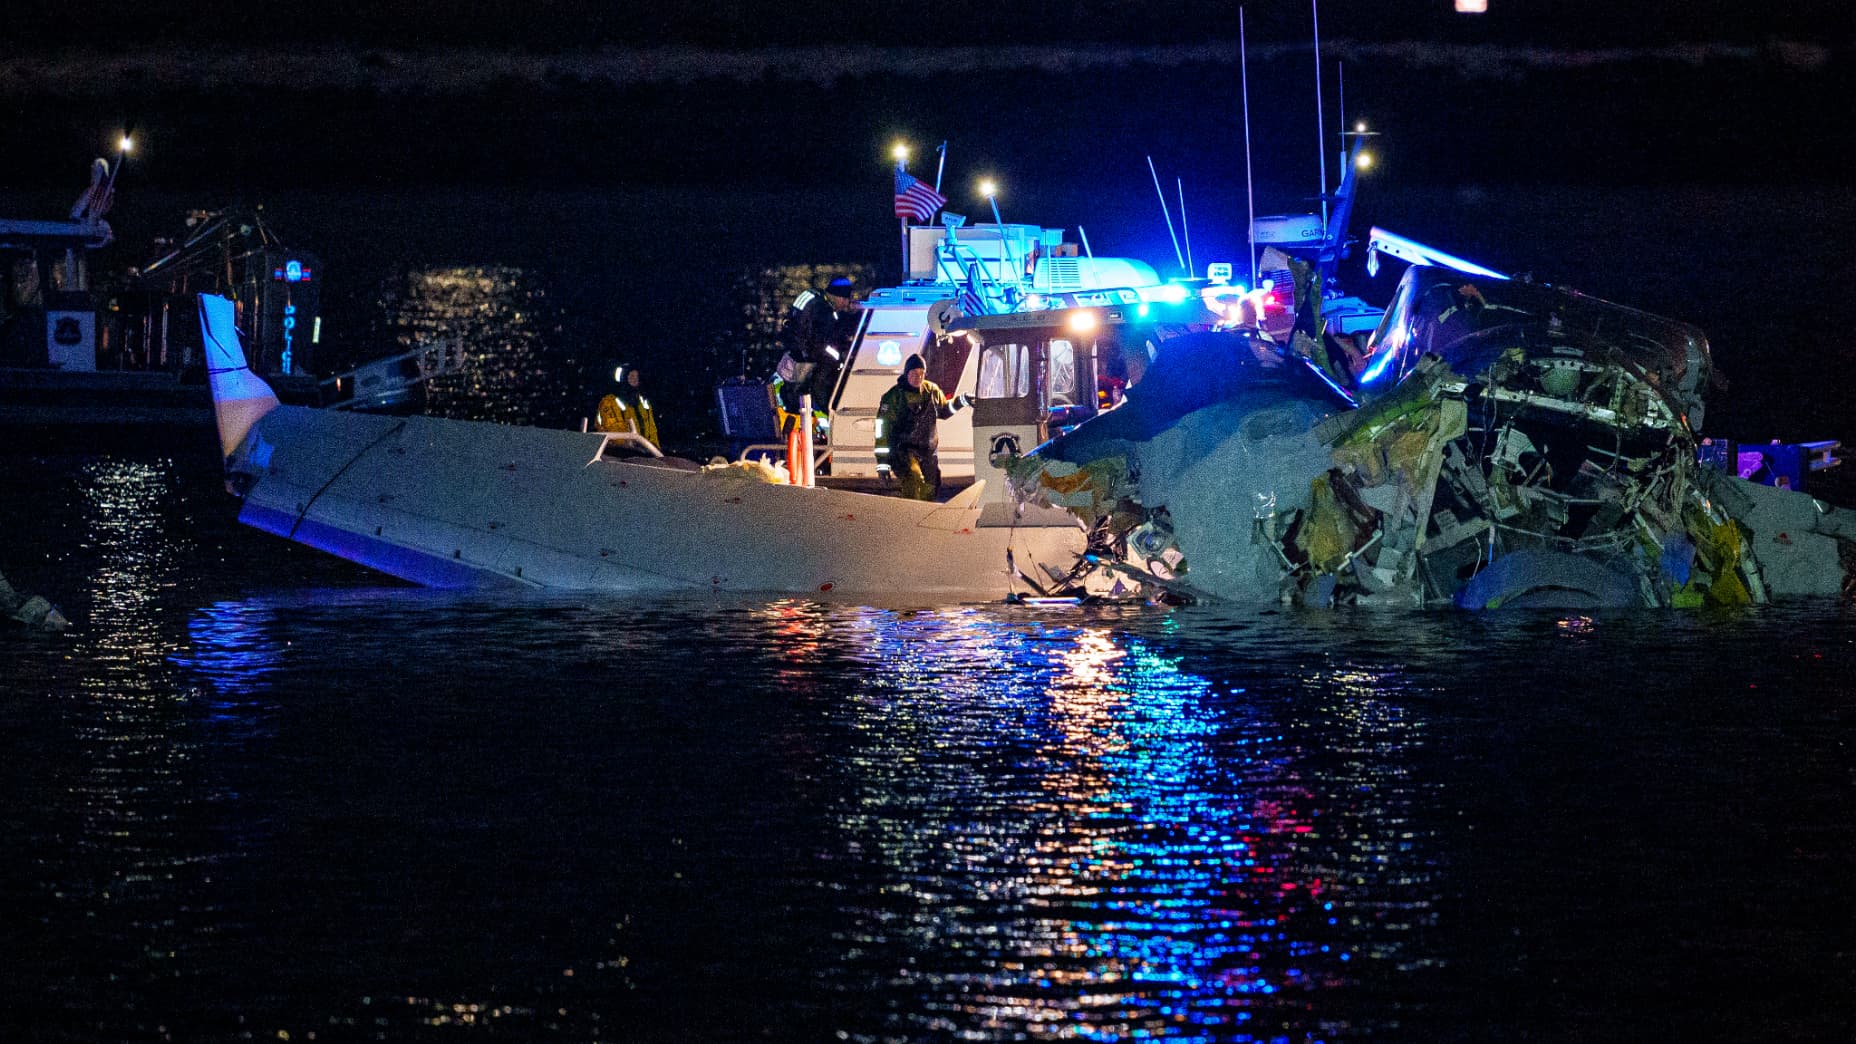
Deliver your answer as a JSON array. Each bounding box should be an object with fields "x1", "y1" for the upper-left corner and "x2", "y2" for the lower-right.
[
  {"x1": 775, "y1": 276, "x2": 859, "y2": 414},
  {"x1": 876, "y1": 353, "x2": 971, "y2": 500}
]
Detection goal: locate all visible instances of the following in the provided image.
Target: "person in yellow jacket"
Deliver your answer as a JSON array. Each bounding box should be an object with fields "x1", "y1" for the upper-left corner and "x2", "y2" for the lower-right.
[{"x1": 595, "y1": 364, "x2": 660, "y2": 449}]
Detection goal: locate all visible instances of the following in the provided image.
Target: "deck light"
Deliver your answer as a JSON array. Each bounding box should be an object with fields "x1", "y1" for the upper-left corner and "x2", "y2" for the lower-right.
[
  {"x1": 979, "y1": 180, "x2": 997, "y2": 198},
  {"x1": 1068, "y1": 311, "x2": 1099, "y2": 334},
  {"x1": 892, "y1": 143, "x2": 909, "y2": 164},
  {"x1": 119, "y1": 135, "x2": 134, "y2": 153},
  {"x1": 1355, "y1": 152, "x2": 1374, "y2": 171}
]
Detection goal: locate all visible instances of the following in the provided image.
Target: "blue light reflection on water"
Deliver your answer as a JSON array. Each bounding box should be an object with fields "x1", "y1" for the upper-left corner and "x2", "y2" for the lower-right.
[
  {"x1": 7, "y1": 448, "x2": 1856, "y2": 1041},
  {"x1": 801, "y1": 609, "x2": 1443, "y2": 1043}
]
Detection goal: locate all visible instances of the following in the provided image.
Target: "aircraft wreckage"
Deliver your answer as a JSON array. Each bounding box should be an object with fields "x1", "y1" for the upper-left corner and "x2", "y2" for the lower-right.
[
  {"x1": 202, "y1": 196, "x2": 1853, "y2": 607},
  {"x1": 1000, "y1": 248, "x2": 1856, "y2": 608}
]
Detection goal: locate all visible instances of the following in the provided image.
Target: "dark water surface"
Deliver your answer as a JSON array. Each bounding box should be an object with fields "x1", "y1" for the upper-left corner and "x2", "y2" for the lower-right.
[
  {"x1": 3, "y1": 441, "x2": 1854, "y2": 1042},
  {"x1": 5, "y1": 179, "x2": 1856, "y2": 1039}
]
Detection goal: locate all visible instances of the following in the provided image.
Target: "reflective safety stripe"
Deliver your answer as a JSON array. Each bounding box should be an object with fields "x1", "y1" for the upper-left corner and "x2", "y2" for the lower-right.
[{"x1": 792, "y1": 290, "x2": 816, "y2": 310}]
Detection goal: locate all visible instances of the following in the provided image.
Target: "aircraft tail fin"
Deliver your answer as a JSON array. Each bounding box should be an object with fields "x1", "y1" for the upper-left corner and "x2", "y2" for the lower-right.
[{"x1": 199, "y1": 293, "x2": 281, "y2": 459}]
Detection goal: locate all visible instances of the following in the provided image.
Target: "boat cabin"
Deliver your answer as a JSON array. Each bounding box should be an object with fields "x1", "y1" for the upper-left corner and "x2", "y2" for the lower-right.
[
  {"x1": 0, "y1": 214, "x2": 108, "y2": 371},
  {"x1": 945, "y1": 304, "x2": 1147, "y2": 524},
  {"x1": 820, "y1": 221, "x2": 1162, "y2": 483}
]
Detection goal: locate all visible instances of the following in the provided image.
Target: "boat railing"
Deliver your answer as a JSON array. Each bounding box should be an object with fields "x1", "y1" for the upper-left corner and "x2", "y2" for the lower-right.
[
  {"x1": 736, "y1": 442, "x2": 832, "y2": 478},
  {"x1": 587, "y1": 432, "x2": 664, "y2": 463}
]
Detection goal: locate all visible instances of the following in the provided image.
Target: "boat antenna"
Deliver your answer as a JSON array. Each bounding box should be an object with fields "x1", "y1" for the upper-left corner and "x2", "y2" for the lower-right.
[
  {"x1": 1077, "y1": 225, "x2": 1098, "y2": 288},
  {"x1": 1312, "y1": 0, "x2": 1328, "y2": 233},
  {"x1": 1337, "y1": 62, "x2": 1348, "y2": 184},
  {"x1": 1241, "y1": 6, "x2": 1257, "y2": 288},
  {"x1": 1177, "y1": 178, "x2": 1194, "y2": 278},
  {"x1": 934, "y1": 140, "x2": 948, "y2": 194},
  {"x1": 1146, "y1": 155, "x2": 1186, "y2": 273}
]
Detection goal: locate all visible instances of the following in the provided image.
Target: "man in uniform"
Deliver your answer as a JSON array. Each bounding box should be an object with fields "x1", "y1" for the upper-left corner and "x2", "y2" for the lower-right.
[
  {"x1": 876, "y1": 353, "x2": 971, "y2": 501},
  {"x1": 775, "y1": 275, "x2": 860, "y2": 416}
]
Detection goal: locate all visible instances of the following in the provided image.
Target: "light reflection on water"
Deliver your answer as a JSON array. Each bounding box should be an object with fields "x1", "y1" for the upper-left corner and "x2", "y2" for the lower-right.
[
  {"x1": 812, "y1": 611, "x2": 1438, "y2": 1042},
  {"x1": 353, "y1": 260, "x2": 875, "y2": 445},
  {"x1": 5, "y1": 447, "x2": 1856, "y2": 1042},
  {"x1": 375, "y1": 265, "x2": 581, "y2": 428}
]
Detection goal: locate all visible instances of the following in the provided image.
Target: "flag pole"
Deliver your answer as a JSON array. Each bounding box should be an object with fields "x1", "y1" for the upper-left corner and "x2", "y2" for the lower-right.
[
  {"x1": 897, "y1": 159, "x2": 910, "y2": 278},
  {"x1": 934, "y1": 141, "x2": 948, "y2": 194}
]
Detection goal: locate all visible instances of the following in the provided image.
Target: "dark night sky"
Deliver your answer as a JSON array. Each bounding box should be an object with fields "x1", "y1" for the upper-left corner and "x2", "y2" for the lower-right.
[
  {"x1": 6, "y1": 1, "x2": 1851, "y2": 49},
  {"x1": 3, "y1": 2, "x2": 1850, "y2": 192}
]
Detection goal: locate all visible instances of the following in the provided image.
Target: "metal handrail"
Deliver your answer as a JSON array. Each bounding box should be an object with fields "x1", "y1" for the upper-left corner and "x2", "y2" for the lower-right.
[
  {"x1": 735, "y1": 444, "x2": 833, "y2": 485},
  {"x1": 585, "y1": 431, "x2": 664, "y2": 465}
]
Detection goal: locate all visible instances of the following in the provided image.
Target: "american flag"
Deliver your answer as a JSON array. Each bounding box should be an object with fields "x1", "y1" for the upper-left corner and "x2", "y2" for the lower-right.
[
  {"x1": 69, "y1": 158, "x2": 115, "y2": 223},
  {"x1": 894, "y1": 169, "x2": 947, "y2": 223}
]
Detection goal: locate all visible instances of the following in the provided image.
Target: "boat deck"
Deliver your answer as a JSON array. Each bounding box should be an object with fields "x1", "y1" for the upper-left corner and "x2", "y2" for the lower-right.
[{"x1": 815, "y1": 474, "x2": 980, "y2": 502}]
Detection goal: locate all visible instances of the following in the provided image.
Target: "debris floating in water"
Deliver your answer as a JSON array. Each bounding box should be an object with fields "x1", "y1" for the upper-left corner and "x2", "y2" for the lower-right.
[{"x1": 1, "y1": 569, "x2": 69, "y2": 633}]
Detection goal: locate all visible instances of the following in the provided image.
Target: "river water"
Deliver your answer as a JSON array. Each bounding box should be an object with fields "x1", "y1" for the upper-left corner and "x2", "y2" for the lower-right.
[
  {"x1": 3, "y1": 436, "x2": 1854, "y2": 1041},
  {"x1": 4, "y1": 182, "x2": 1856, "y2": 1040}
]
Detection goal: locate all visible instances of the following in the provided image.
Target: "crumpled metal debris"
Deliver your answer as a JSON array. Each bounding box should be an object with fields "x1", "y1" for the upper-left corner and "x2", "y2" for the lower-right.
[{"x1": 1004, "y1": 265, "x2": 1855, "y2": 608}]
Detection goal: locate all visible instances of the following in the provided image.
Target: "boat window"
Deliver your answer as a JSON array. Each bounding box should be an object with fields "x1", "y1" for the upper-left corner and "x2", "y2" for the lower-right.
[
  {"x1": 1048, "y1": 339, "x2": 1077, "y2": 407},
  {"x1": 977, "y1": 342, "x2": 1031, "y2": 399},
  {"x1": 978, "y1": 346, "x2": 1006, "y2": 398},
  {"x1": 863, "y1": 309, "x2": 928, "y2": 338}
]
